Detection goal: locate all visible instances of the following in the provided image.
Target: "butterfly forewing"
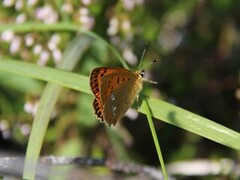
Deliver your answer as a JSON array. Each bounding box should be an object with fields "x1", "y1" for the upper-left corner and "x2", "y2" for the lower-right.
[
  {"x1": 90, "y1": 67, "x2": 117, "y2": 99},
  {"x1": 103, "y1": 75, "x2": 143, "y2": 125},
  {"x1": 90, "y1": 67, "x2": 131, "y2": 123}
]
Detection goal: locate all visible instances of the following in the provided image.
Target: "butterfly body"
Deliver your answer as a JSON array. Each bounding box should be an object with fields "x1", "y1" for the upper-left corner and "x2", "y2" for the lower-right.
[{"x1": 90, "y1": 67, "x2": 143, "y2": 126}]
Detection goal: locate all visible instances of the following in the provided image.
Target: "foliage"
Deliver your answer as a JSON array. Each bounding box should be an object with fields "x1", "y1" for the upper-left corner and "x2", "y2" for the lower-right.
[{"x1": 0, "y1": 0, "x2": 240, "y2": 179}]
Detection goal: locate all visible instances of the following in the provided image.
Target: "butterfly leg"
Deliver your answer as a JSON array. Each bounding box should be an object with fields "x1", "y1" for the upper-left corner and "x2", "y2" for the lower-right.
[{"x1": 136, "y1": 95, "x2": 140, "y2": 110}]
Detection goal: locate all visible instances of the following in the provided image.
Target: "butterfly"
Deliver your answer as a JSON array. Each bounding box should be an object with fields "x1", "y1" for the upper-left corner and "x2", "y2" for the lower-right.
[
  {"x1": 89, "y1": 58, "x2": 157, "y2": 127},
  {"x1": 90, "y1": 67, "x2": 144, "y2": 126}
]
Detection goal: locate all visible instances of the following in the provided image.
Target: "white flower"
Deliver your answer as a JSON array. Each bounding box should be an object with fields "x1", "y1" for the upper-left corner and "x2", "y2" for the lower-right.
[
  {"x1": 1, "y1": 30, "x2": 14, "y2": 42},
  {"x1": 0, "y1": 119, "x2": 9, "y2": 131},
  {"x1": 35, "y1": 5, "x2": 58, "y2": 24},
  {"x1": 51, "y1": 34, "x2": 61, "y2": 44},
  {"x1": 24, "y1": 100, "x2": 39, "y2": 116},
  {"x1": 52, "y1": 49, "x2": 62, "y2": 63},
  {"x1": 121, "y1": 0, "x2": 144, "y2": 11},
  {"x1": 123, "y1": 48, "x2": 137, "y2": 65},
  {"x1": 38, "y1": 50, "x2": 50, "y2": 66},
  {"x1": 48, "y1": 34, "x2": 61, "y2": 50},
  {"x1": 0, "y1": 120, "x2": 11, "y2": 139},
  {"x1": 33, "y1": 44, "x2": 43, "y2": 55},
  {"x1": 3, "y1": 0, "x2": 14, "y2": 7},
  {"x1": 15, "y1": 13, "x2": 27, "y2": 24},
  {"x1": 79, "y1": 7, "x2": 89, "y2": 16},
  {"x1": 25, "y1": 34, "x2": 34, "y2": 47},
  {"x1": 48, "y1": 40, "x2": 57, "y2": 51},
  {"x1": 107, "y1": 17, "x2": 119, "y2": 36},
  {"x1": 82, "y1": 0, "x2": 91, "y2": 6},
  {"x1": 27, "y1": 0, "x2": 38, "y2": 6},
  {"x1": 121, "y1": 19, "x2": 131, "y2": 32},
  {"x1": 15, "y1": 0, "x2": 23, "y2": 10},
  {"x1": 78, "y1": 7, "x2": 95, "y2": 29},
  {"x1": 61, "y1": 3, "x2": 73, "y2": 13},
  {"x1": 126, "y1": 108, "x2": 139, "y2": 120},
  {"x1": 121, "y1": 0, "x2": 134, "y2": 11},
  {"x1": 20, "y1": 124, "x2": 31, "y2": 135},
  {"x1": 10, "y1": 36, "x2": 21, "y2": 54}
]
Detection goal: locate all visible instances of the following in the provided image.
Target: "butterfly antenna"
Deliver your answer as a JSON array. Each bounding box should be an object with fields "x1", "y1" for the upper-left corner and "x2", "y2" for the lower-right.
[
  {"x1": 138, "y1": 43, "x2": 148, "y2": 70},
  {"x1": 138, "y1": 44, "x2": 158, "y2": 84},
  {"x1": 141, "y1": 59, "x2": 158, "y2": 84},
  {"x1": 141, "y1": 59, "x2": 158, "y2": 70}
]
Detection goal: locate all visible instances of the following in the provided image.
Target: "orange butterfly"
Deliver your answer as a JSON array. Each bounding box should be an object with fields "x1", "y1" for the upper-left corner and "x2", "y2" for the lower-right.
[{"x1": 90, "y1": 67, "x2": 145, "y2": 126}]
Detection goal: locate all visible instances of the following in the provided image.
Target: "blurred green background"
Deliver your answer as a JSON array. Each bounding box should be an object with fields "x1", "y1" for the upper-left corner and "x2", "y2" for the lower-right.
[{"x1": 0, "y1": 0, "x2": 240, "y2": 178}]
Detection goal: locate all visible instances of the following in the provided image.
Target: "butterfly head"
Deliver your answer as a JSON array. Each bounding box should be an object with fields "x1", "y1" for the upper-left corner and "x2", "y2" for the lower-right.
[
  {"x1": 138, "y1": 60, "x2": 158, "y2": 84},
  {"x1": 139, "y1": 69, "x2": 145, "y2": 77}
]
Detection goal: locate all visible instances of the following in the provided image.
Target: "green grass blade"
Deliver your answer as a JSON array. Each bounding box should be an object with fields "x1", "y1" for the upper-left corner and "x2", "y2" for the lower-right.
[
  {"x1": 23, "y1": 83, "x2": 62, "y2": 179},
  {"x1": 142, "y1": 97, "x2": 168, "y2": 179},
  {"x1": 22, "y1": 35, "x2": 94, "y2": 179},
  {"x1": 0, "y1": 61, "x2": 239, "y2": 180},
  {"x1": 1, "y1": 59, "x2": 240, "y2": 151},
  {"x1": 139, "y1": 97, "x2": 240, "y2": 150},
  {"x1": 0, "y1": 59, "x2": 90, "y2": 94}
]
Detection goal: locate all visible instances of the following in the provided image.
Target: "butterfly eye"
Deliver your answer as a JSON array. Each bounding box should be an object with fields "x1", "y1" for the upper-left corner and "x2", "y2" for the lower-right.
[{"x1": 140, "y1": 70, "x2": 145, "y2": 77}]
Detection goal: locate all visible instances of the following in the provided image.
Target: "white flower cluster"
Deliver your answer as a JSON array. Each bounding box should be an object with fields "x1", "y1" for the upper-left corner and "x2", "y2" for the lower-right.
[
  {"x1": 35, "y1": 5, "x2": 59, "y2": 24},
  {"x1": 106, "y1": 0, "x2": 145, "y2": 65},
  {"x1": 1, "y1": 1, "x2": 96, "y2": 65}
]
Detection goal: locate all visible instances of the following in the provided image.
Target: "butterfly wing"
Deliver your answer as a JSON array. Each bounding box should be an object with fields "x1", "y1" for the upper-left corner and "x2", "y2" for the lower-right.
[
  {"x1": 90, "y1": 67, "x2": 132, "y2": 122},
  {"x1": 90, "y1": 67, "x2": 143, "y2": 126},
  {"x1": 101, "y1": 71, "x2": 143, "y2": 126},
  {"x1": 90, "y1": 67, "x2": 117, "y2": 99}
]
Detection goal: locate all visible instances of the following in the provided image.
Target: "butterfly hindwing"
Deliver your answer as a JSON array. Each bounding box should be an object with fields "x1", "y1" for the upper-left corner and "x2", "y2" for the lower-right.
[
  {"x1": 93, "y1": 98, "x2": 104, "y2": 122},
  {"x1": 90, "y1": 67, "x2": 131, "y2": 124},
  {"x1": 99, "y1": 68, "x2": 135, "y2": 105}
]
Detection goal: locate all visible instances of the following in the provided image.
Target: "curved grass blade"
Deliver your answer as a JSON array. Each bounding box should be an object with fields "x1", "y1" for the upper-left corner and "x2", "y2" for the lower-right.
[
  {"x1": 1, "y1": 60, "x2": 240, "y2": 151},
  {"x1": 0, "y1": 60, "x2": 240, "y2": 150},
  {"x1": 22, "y1": 35, "x2": 94, "y2": 179}
]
